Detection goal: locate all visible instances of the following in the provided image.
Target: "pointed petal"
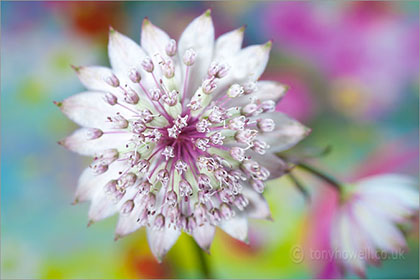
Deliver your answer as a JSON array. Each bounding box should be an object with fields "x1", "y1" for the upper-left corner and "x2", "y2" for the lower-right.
[
  {"x1": 352, "y1": 200, "x2": 407, "y2": 252},
  {"x1": 60, "y1": 91, "x2": 133, "y2": 129},
  {"x1": 60, "y1": 128, "x2": 132, "y2": 156},
  {"x1": 193, "y1": 222, "x2": 215, "y2": 252},
  {"x1": 214, "y1": 26, "x2": 244, "y2": 59},
  {"x1": 88, "y1": 186, "x2": 137, "y2": 223},
  {"x1": 146, "y1": 225, "x2": 181, "y2": 262},
  {"x1": 74, "y1": 160, "x2": 128, "y2": 203},
  {"x1": 74, "y1": 66, "x2": 118, "y2": 93},
  {"x1": 228, "y1": 80, "x2": 287, "y2": 107},
  {"x1": 108, "y1": 28, "x2": 148, "y2": 76},
  {"x1": 178, "y1": 10, "x2": 214, "y2": 99},
  {"x1": 219, "y1": 215, "x2": 248, "y2": 243},
  {"x1": 248, "y1": 151, "x2": 288, "y2": 179},
  {"x1": 242, "y1": 187, "x2": 272, "y2": 220},
  {"x1": 257, "y1": 112, "x2": 309, "y2": 153},
  {"x1": 141, "y1": 18, "x2": 170, "y2": 60},
  {"x1": 115, "y1": 203, "x2": 144, "y2": 238}
]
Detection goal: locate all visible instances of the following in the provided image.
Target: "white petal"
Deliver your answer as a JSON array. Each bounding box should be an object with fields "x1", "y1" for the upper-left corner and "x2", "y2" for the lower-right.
[
  {"x1": 115, "y1": 195, "x2": 146, "y2": 238},
  {"x1": 59, "y1": 128, "x2": 132, "y2": 156},
  {"x1": 178, "y1": 10, "x2": 214, "y2": 99},
  {"x1": 248, "y1": 151, "x2": 288, "y2": 179},
  {"x1": 228, "y1": 80, "x2": 287, "y2": 107},
  {"x1": 258, "y1": 112, "x2": 310, "y2": 153},
  {"x1": 141, "y1": 18, "x2": 170, "y2": 62},
  {"x1": 242, "y1": 187, "x2": 272, "y2": 220},
  {"x1": 214, "y1": 27, "x2": 244, "y2": 59},
  {"x1": 192, "y1": 222, "x2": 215, "y2": 252},
  {"x1": 147, "y1": 225, "x2": 181, "y2": 262},
  {"x1": 74, "y1": 160, "x2": 128, "y2": 203},
  {"x1": 74, "y1": 66, "x2": 118, "y2": 93},
  {"x1": 352, "y1": 200, "x2": 407, "y2": 252},
  {"x1": 219, "y1": 215, "x2": 248, "y2": 243},
  {"x1": 60, "y1": 91, "x2": 133, "y2": 129},
  {"x1": 108, "y1": 28, "x2": 147, "y2": 75}
]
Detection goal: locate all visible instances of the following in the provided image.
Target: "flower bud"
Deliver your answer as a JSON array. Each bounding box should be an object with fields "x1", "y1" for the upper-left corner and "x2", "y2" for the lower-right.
[
  {"x1": 202, "y1": 78, "x2": 217, "y2": 94},
  {"x1": 86, "y1": 128, "x2": 103, "y2": 140},
  {"x1": 165, "y1": 39, "x2": 177, "y2": 56},
  {"x1": 258, "y1": 118, "x2": 275, "y2": 132},
  {"x1": 251, "y1": 179, "x2": 265, "y2": 193},
  {"x1": 141, "y1": 57, "x2": 154, "y2": 72},
  {"x1": 104, "y1": 74, "x2": 120, "y2": 87},
  {"x1": 227, "y1": 84, "x2": 244, "y2": 98},
  {"x1": 104, "y1": 93, "x2": 118, "y2": 105},
  {"x1": 121, "y1": 200, "x2": 135, "y2": 214},
  {"x1": 129, "y1": 68, "x2": 141, "y2": 83},
  {"x1": 107, "y1": 114, "x2": 128, "y2": 129},
  {"x1": 183, "y1": 48, "x2": 196, "y2": 66},
  {"x1": 123, "y1": 88, "x2": 139, "y2": 104},
  {"x1": 154, "y1": 214, "x2": 165, "y2": 230},
  {"x1": 230, "y1": 147, "x2": 245, "y2": 162}
]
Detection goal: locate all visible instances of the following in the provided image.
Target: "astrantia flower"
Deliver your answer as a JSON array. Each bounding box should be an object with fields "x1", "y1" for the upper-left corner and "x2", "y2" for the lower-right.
[
  {"x1": 331, "y1": 174, "x2": 419, "y2": 277},
  {"x1": 57, "y1": 10, "x2": 309, "y2": 261}
]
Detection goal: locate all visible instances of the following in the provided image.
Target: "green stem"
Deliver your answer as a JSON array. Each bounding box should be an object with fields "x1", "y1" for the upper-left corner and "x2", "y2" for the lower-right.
[
  {"x1": 295, "y1": 162, "x2": 343, "y2": 192},
  {"x1": 288, "y1": 173, "x2": 311, "y2": 202},
  {"x1": 192, "y1": 237, "x2": 211, "y2": 278}
]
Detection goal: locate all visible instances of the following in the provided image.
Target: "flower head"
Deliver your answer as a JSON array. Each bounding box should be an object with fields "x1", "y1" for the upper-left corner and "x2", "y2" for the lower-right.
[
  {"x1": 57, "y1": 10, "x2": 308, "y2": 262},
  {"x1": 331, "y1": 174, "x2": 419, "y2": 277}
]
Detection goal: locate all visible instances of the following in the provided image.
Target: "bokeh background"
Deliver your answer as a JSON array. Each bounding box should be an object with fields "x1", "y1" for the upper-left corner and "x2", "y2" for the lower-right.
[{"x1": 1, "y1": 1, "x2": 419, "y2": 279}]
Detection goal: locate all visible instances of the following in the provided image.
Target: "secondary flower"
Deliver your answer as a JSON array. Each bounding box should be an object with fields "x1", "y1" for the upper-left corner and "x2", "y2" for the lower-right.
[
  {"x1": 331, "y1": 174, "x2": 419, "y2": 277},
  {"x1": 57, "y1": 10, "x2": 309, "y2": 262}
]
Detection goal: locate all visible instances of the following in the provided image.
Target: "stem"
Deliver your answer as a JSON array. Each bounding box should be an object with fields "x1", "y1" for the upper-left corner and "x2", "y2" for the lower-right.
[
  {"x1": 295, "y1": 162, "x2": 343, "y2": 192},
  {"x1": 192, "y1": 237, "x2": 211, "y2": 279},
  {"x1": 288, "y1": 173, "x2": 310, "y2": 202}
]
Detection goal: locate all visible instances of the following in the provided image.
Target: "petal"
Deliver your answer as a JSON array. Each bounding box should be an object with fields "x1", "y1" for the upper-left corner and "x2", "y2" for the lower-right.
[
  {"x1": 141, "y1": 18, "x2": 183, "y2": 89},
  {"x1": 178, "y1": 10, "x2": 214, "y2": 99},
  {"x1": 242, "y1": 187, "x2": 272, "y2": 220},
  {"x1": 108, "y1": 28, "x2": 147, "y2": 76},
  {"x1": 74, "y1": 66, "x2": 118, "y2": 93},
  {"x1": 219, "y1": 215, "x2": 248, "y2": 243},
  {"x1": 352, "y1": 200, "x2": 407, "y2": 253},
  {"x1": 228, "y1": 80, "x2": 287, "y2": 107},
  {"x1": 74, "y1": 160, "x2": 128, "y2": 203},
  {"x1": 60, "y1": 91, "x2": 134, "y2": 129},
  {"x1": 193, "y1": 222, "x2": 215, "y2": 252},
  {"x1": 88, "y1": 186, "x2": 137, "y2": 223},
  {"x1": 59, "y1": 128, "x2": 132, "y2": 156},
  {"x1": 146, "y1": 225, "x2": 181, "y2": 263},
  {"x1": 248, "y1": 151, "x2": 288, "y2": 179},
  {"x1": 214, "y1": 26, "x2": 244, "y2": 59},
  {"x1": 257, "y1": 112, "x2": 310, "y2": 153}
]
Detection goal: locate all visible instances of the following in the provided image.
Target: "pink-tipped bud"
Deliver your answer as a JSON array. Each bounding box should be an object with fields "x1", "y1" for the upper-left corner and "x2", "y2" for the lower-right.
[
  {"x1": 165, "y1": 39, "x2": 177, "y2": 56},
  {"x1": 104, "y1": 93, "x2": 118, "y2": 105},
  {"x1": 258, "y1": 118, "x2": 275, "y2": 132},
  {"x1": 141, "y1": 57, "x2": 154, "y2": 72},
  {"x1": 129, "y1": 68, "x2": 141, "y2": 83},
  {"x1": 156, "y1": 169, "x2": 169, "y2": 185},
  {"x1": 139, "y1": 109, "x2": 154, "y2": 123},
  {"x1": 230, "y1": 147, "x2": 245, "y2": 162},
  {"x1": 198, "y1": 174, "x2": 212, "y2": 191},
  {"x1": 146, "y1": 193, "x2": 156, "y2": 210},
  {"x1": 228, "y1": 116, "x2": 246, "y2": 131},
  {"x1": 241, "y1": 103, "x2": 259, "y2": 116},
  {"x1": 235, "y1": 129, "x2": 258, "y2": 144},
  {"x1": 153, "y1": 214, "x2": 165, "y2": 230},
  {"x1": 210, "y1": 132, "x2": 224, "y2": 145},
  {"x1": 137, "y1": 159, "x2": 150, "y2": 173},
  {"x1": 202, "y1": 78, "x2": 217, "y2": 94},
  {"x1": 149, "y1": 88, "x2": 162, "y2": 101},
  {"x1": 261, "y1": 100, "x2": 276, "y2": 112},
  {"x1": 183, "y1": 48, "x2": 196, "y2": 66},
  {"x1": 123, "y1": 88, "x2": 139, "y2": 105},
  {"x1": 194, "y1": 203, "x2": 207, "y2": 226},
  {"x1": 86, "y1": 128, "x2": 103, "y2": 140},
  {"x1": 251, "y1": 179, "x2": 265, "y2": 193},
  {"x1": 107, "y1": 114, "x2": 128, "y2": 129},
  {"x1": 138, "y1": 180, "x2": 152, "y2": 194},
  {"x1": 131, "y1": 121, "x2": 147, "y2": 134},
  {"x1": 121, "y1": 200, "x2": 135, "y2": 214},
  {"x1": 196, "y1": 119, "x2": 210, "y2": 133},
  {"x1": 161, "y1": 59, "x2": 175, "y2": 78},
  {"x1": 105, "y1": 74, "x2": 120, "y2": 87},
  {"x1": 227, "y1": 84, "x2": 244, "y2": 98},
  {"x1": 243, "y1": 81, "x2": 257, "y2": 94},
  {"x1": 234, "y1": 194, "x2": 249, "y2": 211},
  {"x1": 117, "y1": 172, "x2": 137, "y2": 189},
  {"x1": 175, "y1": 160, "x2": 188, "y2": 175},
  {"x1": 161, "y1": 90, "x2": 178, "y2": 106},
  {"x1": 166, "y1": 190, "x2": 178, "y2": 206},
  {"x1": 252, "y1": 139, "x2": 270, "y2": 155},
  {"x1": 210, "y1": 208, "x2": 222, "y2": 224},
  {"x1": 179, "y1": 179, "x2": 193, "y2": 197}
]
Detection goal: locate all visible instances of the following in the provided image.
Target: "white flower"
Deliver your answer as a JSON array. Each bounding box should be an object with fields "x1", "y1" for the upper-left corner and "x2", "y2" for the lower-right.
[
  {"x1": 57, "y1": 10, "x2": 309, "y2": 262},
  {"x1": 331, "y1": 174, "x2": 419, "y2": 277}
]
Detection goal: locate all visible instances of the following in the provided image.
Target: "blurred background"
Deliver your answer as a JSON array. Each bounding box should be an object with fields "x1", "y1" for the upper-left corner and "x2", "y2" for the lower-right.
[{"x1": 1, "y1": 1, "x2": 419, "y2": 279}]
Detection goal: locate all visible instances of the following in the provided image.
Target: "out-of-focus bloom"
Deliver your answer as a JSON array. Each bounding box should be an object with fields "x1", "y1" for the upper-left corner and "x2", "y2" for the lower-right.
[
  {"x1": 331, "y1": 174, "x2": 419, "y2": 277},
  {"x1": 264, "y1": 2, "x2": 419, "y2": 120},
  {"x1": 57, "y1": 10, "x2": 309, "y2": 262}
]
